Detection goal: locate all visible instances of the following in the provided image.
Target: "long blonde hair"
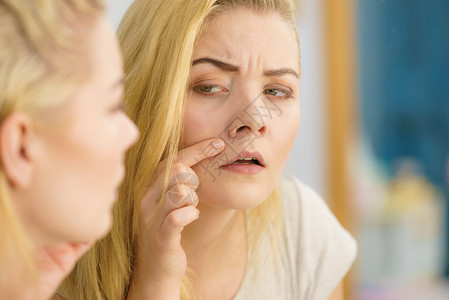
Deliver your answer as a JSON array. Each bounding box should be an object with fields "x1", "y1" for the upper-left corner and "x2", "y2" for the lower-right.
[
  {"x1": 62, "y1": 0, "x2": 298, "y2": 299},
  {"x1": 0, "y1": 0, "x2": 104, "y2": 286}
]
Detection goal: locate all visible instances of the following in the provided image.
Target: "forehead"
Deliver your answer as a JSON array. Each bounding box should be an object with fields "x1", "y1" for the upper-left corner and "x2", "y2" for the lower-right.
[
  {"x1": 31, "y1": 15, "x2": 122, "y2": 134},
  {"x1": 68, "y1": 16, "x2": 122, "y2": 109},
  {"x1": 87, "y1": 16, "x2": 122, "y2": 85},
  {"x1": 194, "y1": 8, "x2": 299, "y2": 69},
  {"x1": 58, "y1": 16, "x2": 122, "y2": 116}
]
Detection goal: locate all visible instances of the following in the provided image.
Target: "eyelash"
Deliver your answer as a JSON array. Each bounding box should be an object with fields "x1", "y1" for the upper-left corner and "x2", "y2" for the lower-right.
[
  {"x1": 263, "y1": 87, "x2": 293, "y2": 99},
  {"x1": 192, "y1": 85, "x2": 228, "y2": 96},
  {"x1": 191, "y1": 84, "x2": 293, "y2": 100}
]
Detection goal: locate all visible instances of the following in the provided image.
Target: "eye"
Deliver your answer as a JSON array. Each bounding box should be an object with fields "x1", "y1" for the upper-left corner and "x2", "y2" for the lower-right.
[
  {"x1": 192, "y1": 84, "x2": 228, "y2": 96},
  {"x1": 263, "y1": 87, "x2": 293, "y2": 99}
]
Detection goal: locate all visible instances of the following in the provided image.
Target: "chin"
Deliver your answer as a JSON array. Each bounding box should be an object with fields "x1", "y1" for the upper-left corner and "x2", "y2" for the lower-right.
[
  {"x1": 201, "y1": 185, "x2": 273, "y2": 210},
  {"x1": 95, "y1": 213, "x2": 113, "y2": 239},
  {"x1": 81, "y1": 213, "x2": 113, "y2": 242},
  {"x1": 196, "y1": 169, "x2": 278, "y2": 209}
]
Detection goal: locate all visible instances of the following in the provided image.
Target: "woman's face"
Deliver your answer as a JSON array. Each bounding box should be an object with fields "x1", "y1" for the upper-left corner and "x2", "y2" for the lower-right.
[
  {"x1": 16, "y1": 16, "x2": 138, "y2": 244},
  {"x1": 182, "y1": 8, "x2": 300, "y2": 209}
]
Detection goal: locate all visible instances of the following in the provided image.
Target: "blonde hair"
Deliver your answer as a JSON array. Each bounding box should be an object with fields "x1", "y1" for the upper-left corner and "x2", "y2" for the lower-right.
[
  {"x1": 62, "y1": 0, "x2": 298, "y2": 299},
  {"x1": 0, "y1": 0, "x2": 104, "y2": 286}
]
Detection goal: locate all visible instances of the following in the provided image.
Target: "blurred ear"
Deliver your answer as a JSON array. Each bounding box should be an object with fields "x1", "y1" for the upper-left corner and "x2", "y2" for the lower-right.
[{"x1": 0, "y1": 113, "x2": 35, "y2": 189}]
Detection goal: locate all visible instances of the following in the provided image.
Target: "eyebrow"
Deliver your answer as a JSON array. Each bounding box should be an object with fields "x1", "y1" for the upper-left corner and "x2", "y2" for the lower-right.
[
  {"x1": 264, "y1": 68, "x2": 299, "y2": 78},
  {"x1": 192, "y1": 57, "x2": 299, "y2": 78},
  {"x1": 192, "y1": 57, "x2": 239, "y2": 72}
]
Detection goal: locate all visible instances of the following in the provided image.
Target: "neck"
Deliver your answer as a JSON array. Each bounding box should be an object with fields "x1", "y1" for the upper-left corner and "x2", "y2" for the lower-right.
[
  {"x1": 10, "y1": 191, "x2": 51, "y2": 249},
  {"x1": 181, "y1": 201, "x2": 248, "y2": 300},
  {"x1": 181, "y1": 202, "x2": 246, "y2": 263}
]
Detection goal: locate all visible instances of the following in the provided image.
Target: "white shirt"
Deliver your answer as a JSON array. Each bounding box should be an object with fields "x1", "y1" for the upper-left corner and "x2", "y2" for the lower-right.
[{"x1": 234, "y1": 177, "x2": 357, "y2": 300}]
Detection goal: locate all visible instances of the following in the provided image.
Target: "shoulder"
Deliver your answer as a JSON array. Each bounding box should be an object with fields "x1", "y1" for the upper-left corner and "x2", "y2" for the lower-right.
[{"x1": 279, "y1": 176, "x2": 357, "y2": 299}]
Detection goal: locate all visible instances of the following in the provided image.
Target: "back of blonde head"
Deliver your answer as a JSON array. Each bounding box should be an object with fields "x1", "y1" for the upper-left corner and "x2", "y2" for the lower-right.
[
  {"x1": 62, "y1": 0, "x2": 298, "y2": 299},
  {"x1": 0, "y1": 0, "x2": 104, "y2": 286}
]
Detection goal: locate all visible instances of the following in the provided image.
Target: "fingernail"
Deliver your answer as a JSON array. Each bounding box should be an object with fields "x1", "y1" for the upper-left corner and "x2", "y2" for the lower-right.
[{"x1": 212, "y1": 139, "x2": 225, "y2": 149}]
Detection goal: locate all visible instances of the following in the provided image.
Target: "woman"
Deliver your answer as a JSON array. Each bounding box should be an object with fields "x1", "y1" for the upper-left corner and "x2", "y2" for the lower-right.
[
  {"x1": 62, "y1": 0, "x2": 356, "y2": 299},
  {"x1": 0, "y1": 0, "x2": 138, "y2": 298}
]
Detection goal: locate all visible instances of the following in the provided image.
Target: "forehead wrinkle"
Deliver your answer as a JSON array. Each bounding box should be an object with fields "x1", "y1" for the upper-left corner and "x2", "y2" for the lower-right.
[{"x1": 195, "y1": 9, "x2": 299, "y2": 76}]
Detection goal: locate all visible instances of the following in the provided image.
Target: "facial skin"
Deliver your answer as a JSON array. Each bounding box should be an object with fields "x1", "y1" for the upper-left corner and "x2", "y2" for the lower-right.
[
  {"x1": 182, "y1": 8, "x2": 301, "y2": 209},
  {"x1": 10, "y1": 16, "x2": 139, "y2": 245}
]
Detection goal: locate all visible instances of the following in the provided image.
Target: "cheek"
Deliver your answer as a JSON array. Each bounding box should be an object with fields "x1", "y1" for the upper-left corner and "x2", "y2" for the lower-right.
[
  {"x1": 182, "y1": 110, "x2": 205, "y2": 147},
  {"x1": 182, "y1": 102, "x2": 230, "y2": 147},
  {"x1": 57, "y1": 117, "x2": 121, "y2": 192},
  {"x1": 271, "y1": 104, "x2": 300, "y2": 159}
]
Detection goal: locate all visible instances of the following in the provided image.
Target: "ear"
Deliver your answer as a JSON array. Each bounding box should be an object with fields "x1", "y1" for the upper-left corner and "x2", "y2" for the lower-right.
[{"x1": 0, "y1": 113, "x2": 35, "y2": 189}]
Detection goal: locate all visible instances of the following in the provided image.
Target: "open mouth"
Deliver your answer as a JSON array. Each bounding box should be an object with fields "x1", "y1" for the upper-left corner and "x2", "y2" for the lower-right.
[
  {"x1": 229, "y1": 157, "x2": 263, "y2": 166},
  {"x1": 221, "y1": 151, "x2": 266, "y2": 168},
  {"x1": 219, "y1": 151, "x2": 265, "y2": 175}
]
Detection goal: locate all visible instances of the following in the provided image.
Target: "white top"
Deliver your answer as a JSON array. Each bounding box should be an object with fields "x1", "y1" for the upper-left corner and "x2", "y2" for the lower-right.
[{"x1": 234, "y1": 177, "x2": 357, "y2": 300}]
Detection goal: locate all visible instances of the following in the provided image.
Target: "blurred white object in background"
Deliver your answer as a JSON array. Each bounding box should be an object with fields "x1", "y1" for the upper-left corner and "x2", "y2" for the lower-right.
[{"x1": 354, "y1": 137, "x2": 448, "y2": 299}]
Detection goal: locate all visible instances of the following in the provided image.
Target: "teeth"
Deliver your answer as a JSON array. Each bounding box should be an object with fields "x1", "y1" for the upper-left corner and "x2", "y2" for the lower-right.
[{"x1": 230, "y1": 157, "x2": 259, "y2": 165}]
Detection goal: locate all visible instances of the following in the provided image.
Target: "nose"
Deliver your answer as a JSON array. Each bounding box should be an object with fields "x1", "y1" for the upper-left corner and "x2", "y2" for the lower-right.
[{"x1": 227, "y1": 94, "x2": 267, "y2": 139}]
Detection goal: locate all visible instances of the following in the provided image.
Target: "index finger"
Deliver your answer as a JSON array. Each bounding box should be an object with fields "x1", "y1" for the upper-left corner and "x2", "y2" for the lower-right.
[{"x1": 177, "y1": 138, "x2": 225, "y2": 167}]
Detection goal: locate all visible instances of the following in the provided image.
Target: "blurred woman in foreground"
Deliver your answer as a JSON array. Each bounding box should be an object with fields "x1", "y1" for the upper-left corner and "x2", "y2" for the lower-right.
[{"x1": 0, "y1": 0, "x2": 138, "y2": 298}]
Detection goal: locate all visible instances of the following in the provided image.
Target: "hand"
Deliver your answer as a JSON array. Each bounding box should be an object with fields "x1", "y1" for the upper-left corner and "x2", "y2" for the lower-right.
[{"x1": 127, "y1": 138, "x2": 225, "y2": 299}]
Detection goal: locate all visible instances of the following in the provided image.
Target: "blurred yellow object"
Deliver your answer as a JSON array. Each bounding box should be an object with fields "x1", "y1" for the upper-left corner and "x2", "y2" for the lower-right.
[
  {"x1": 387, "y1": 161, "x2": 440, "y2": 214},
  {"x1": 386, "y1": 159, "x2": 444, "y2": 242}
]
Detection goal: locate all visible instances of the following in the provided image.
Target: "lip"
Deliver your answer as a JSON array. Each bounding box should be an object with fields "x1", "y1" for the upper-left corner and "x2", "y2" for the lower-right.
[
  {"x1": 221, "y1": 150, "x2": 266, "y2": 167},
  {"x1": 219, "y1": 150, "x2": 266, "y2": 175},
  {"x1": 220, "y1": 163, "x2": 264, "y2": 175}
]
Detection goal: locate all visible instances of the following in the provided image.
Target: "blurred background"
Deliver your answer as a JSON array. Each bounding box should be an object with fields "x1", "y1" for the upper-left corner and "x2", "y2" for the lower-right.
[
  {"x1": 291, "y1": 0, "x2": 449, "y2": 299},
  {"x1": 108, "y1": 0, "x2": 449, "y2": 299}
]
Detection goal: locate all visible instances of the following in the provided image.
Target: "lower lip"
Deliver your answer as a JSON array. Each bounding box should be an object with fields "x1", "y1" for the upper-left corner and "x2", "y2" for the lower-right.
[{"x1": 220, "y1": 163, "x2": 265, "y2": 175}]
